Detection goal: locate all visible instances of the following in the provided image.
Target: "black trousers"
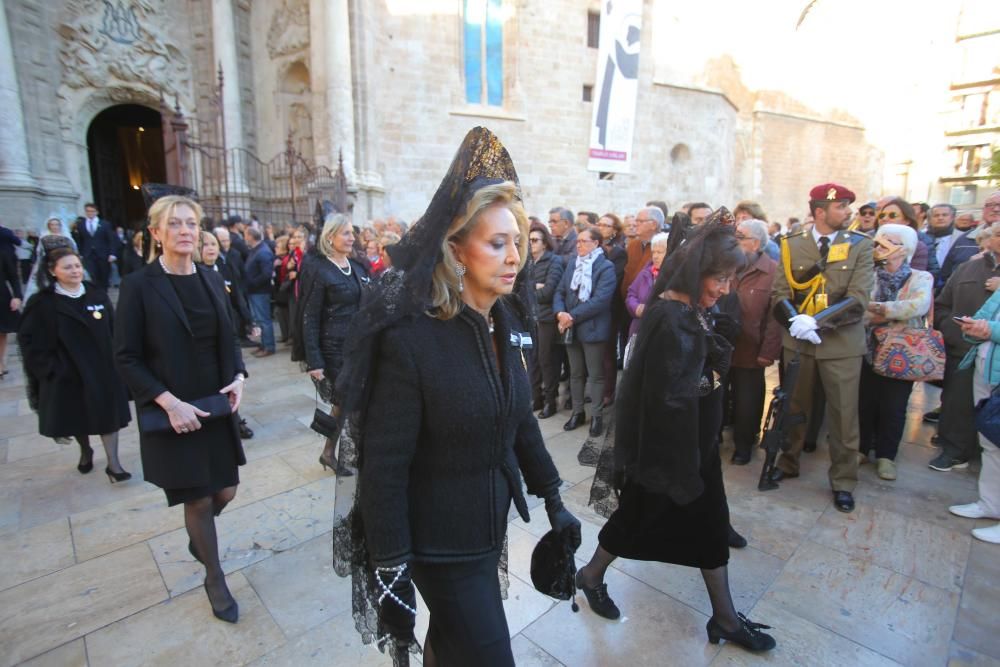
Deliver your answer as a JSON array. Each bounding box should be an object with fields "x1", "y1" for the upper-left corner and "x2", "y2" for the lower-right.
[
  {"x1": 530, "y1": 320, "x2": 560, "y2": 405},
  {"x1": 858, "y1": 361, "x2": 914, "y2": 461},
  {"x1": 730, "y1": 366, "x2": 767, "y2": 455},
  {"x1": 410, "y1": 552, "x2": 513, "y2": 667},
  {"x1": 938, "y1": 353, "x2": 978, "y2": 460}
]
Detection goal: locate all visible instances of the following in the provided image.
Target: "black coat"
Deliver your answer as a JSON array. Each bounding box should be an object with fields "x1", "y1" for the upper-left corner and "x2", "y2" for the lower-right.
[
  {"x1": 202, "y1": 260, "x2": 252, "y2": 333},
  {"x1": 299, "y1": 257, "x2": 369, "y2": 376},
  {"x1": 120, "y1": 246, "x2": 145, "y2": 277},
  {"x1": 75, "y1": 218, "x2": 119, "y2": 264},
  {"x1": 530, "y1": 251, "x2": 564, "y2": 322},
  {"x1": 360, "y1": 301, "x2": 562, "y2": 567},
  {"x1": 19, "y1": 283, "x2": 130, "y2": 437},
  {"x1": 114, "y1": 262, "x2": 247, "y2": 489}
]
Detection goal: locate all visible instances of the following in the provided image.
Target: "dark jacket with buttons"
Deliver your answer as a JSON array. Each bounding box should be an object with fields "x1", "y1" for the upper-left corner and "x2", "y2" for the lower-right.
[
  {"x1": 530, "y1": 251, "x2": 564, "y2": 323},
  {"x1": 300, "y1": 257, "x2": 369, "y2": 377},
  {"x1": 360, "y1": 300, "x2": 563, "y2": 567},
  {"x1": 553, "y1": 253, "x2": 617, "y2": 343}
]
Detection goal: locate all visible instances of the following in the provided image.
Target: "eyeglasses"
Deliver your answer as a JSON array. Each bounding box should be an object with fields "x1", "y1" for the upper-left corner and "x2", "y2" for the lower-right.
[
  {"x1": 734, "y1": 233, "x2": 750, "y2": 240},
  {"x1": 860, "y1": 210, "x2": 875, "y2": 216},
  {"x1": 877, "y1": 211, "x2": 903, "y2": 221},
  {"x1": 529, "y1": 237, "x2": 544, "y2": 244},
  {"x1": 596, "y1": 222, "x2": 614, "y2": 228},
  {"x1": 984, "y1": 202, "x2": 1000, "y2": 210},
  {"x1": 635, "y1": 217, "x2": 654, "y2": 224}
]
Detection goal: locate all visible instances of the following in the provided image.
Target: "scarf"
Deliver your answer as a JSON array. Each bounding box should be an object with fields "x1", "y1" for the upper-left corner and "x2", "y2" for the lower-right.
[
  {"x1": 570, "y1": 247, "x2": 603, "y2": 302},
  {"x1": 874, "y1": 263, "x2": 912, "y2": 303}
]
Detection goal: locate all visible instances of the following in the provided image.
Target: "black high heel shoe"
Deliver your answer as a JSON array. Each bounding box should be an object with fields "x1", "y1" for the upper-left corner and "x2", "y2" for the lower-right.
[
  {"x1": 706, "y1": 613, "x2": 775, "y2": 651},
  {"x1": 204, "y1": 583, "x2": 238, "y2": 623},
  {"x1": 77, "y1": 447, "x2": 94, "y2": 474},
  {"x1": 105, "y1": 467, "x2": 132, "y2": 484}
]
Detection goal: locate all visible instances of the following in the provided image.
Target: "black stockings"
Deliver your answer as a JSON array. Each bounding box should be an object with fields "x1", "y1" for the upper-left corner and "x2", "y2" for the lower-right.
[
  {"x1": 75, "y1": 432, "x2": 124, "y2": 472},
  {"x1": 701, "y1": 565, "x2": 739, "y2": 631},
  {"x1": 578, "y1": 545, "x2": 617, "y2": 587},
  {"x1": 185, "y1": 486, "x2": 238, "y2": 613}
]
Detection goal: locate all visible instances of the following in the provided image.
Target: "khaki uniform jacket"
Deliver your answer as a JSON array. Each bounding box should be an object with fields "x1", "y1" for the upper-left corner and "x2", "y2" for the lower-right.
[{"x1": 771, "y1": 229, "x2": 874, "y2": 360}]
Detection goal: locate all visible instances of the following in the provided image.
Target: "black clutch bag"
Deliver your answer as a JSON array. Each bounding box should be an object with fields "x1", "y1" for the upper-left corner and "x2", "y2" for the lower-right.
[
  {"x1": 137, "y1": 394, "x2": 232, "y2": 434},
  {"x1": 309, "y1": 389, "x2": 340, "y2": 439}
]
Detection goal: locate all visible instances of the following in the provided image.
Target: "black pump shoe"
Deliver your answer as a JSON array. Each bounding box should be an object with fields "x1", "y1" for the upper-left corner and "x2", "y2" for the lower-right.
[
  {"x1": 204, "y1": 583, "x2": 238, "y2": 624},
  {"x1": 77, "y1": 447, "x2": 94, "y2": 474},
  {"x1": 727, "y1": 524, "x2": 747, "y2": 549},
  {"x1": 105, "y1": 467, "x2": 132, "y2": 484},
  {"x1": 563, "y1": 413, "x2": 585, "y2": 431},
  {"x1": 589, "y1": 416, "x2": 604, "y2": 437},
  {"x1": 575, "y1": 571, "x2": 621, "y2": 620},
  {"x1": 706, "y1": 613, "x2": 775, "y2": 651}
]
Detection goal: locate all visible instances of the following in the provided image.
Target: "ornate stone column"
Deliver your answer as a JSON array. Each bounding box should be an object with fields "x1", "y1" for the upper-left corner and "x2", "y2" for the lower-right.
[
  {"x1": 309, "y1": 0, "x2": 356, "y2": 182},
  {"x1": 0, "y1": 0, "x2": 34, "y2": 187},
  {"x1": 212, "y1": 0, "x2": 247, "y2": 194}
]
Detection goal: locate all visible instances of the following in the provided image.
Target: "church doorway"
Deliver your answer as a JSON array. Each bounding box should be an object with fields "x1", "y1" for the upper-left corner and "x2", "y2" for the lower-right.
[{"x1": 86, "y1": 104, "x2": 166, "y2": 230}]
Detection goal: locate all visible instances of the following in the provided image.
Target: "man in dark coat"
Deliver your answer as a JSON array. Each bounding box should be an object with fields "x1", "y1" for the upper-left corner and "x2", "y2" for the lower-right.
[
  {"x1": 75, "y1": 203, "x2": 120, "y2": 289},
  {"x1": 243, "y1": 227, "x2": 276, "y2": 356}
]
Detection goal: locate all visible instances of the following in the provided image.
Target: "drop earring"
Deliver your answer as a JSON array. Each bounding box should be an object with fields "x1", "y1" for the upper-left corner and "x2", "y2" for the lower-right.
[{"x1": 455, "y1": 262, "x2": 466, "y2": 292}]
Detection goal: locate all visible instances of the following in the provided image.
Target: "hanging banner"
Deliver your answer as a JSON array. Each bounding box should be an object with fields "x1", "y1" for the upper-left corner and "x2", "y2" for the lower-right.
[{"x1": 587, "y1": 0, "x2": 642, "y2": 174}]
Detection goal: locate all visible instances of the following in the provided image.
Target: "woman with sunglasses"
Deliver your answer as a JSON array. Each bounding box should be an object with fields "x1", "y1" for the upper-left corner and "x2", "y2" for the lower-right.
[
  {"x1": 876, "y1": 198, "x2": 938, "y2": 276},
  {"x1": 859, "y1": 224, "x2": 933, "y2": 480}
]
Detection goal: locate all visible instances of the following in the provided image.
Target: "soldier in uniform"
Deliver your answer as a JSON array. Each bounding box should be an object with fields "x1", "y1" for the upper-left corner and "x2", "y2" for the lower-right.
[{"x1": 768, "y1": 184, "x2": 874, "y2": 513}]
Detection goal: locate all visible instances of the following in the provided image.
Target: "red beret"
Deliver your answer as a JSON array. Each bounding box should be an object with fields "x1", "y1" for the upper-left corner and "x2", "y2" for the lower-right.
[{"x1": 809, "y1": 183, "x2": 856, "y2": 203}]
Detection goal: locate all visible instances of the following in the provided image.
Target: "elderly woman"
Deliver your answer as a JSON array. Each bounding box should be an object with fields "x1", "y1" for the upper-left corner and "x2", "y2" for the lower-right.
[
  {"x1": 116, "y1": 194, "x2": 246, "y2": 624},
  {"x1": 859, "y1": 224, "x2": 933, "y2": 480},
  {"x1": 625, "y1": 232, "x2": 669, "y2": 338},
  {"x1": 554, "y1": 225, "x2": 617, "y2": 436},
  {"x1": 297, "y1": 213, "x2": 369, "y2": 474},
  {"x1": 19, "y1": 247, "x2": 131, "y2": 479},
  {"x1": 575, "y1": 219, "x2": 775, "y2": 652},
  {"x1": 334, "y1": 128, "x2": 581, "y2": 665},
  {"x1": 528, "y1": 221, "x2": 565, "y2": 418},
  {"x1": 23, "y1": 218, "x2": 79, "y2": 300},
  {"x1": 949, "y1": 289, "x2": 1000, "y2": 543}
]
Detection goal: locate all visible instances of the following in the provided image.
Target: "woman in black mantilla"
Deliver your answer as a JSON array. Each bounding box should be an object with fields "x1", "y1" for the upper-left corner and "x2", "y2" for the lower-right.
[
  {"x1": 574, "y1": 218, "x2": 776, "y2": 652},
  {"x1": 115, "y1": 193, "x2": 247, "y2": 625},
  {"x1": 331, "y1": 128, "x2": 581, "y2": 667},
  {"x1": 18, "y1": 247, "x2": 131, "y2": 480}
]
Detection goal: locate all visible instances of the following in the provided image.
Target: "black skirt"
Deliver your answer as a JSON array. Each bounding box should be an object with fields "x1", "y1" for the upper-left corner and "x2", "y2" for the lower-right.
[{"x1": 598, "y1": 388, "x2": 730, "y2": 570}]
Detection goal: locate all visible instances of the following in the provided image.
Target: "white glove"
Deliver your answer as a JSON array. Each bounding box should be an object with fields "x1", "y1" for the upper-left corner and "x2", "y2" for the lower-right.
[
  {"x1": 788, "y1": 314, "x2": 819, "y2": 339},
  {"x1": 801, "y1": 329, "x2": 822, "y2": 345}
]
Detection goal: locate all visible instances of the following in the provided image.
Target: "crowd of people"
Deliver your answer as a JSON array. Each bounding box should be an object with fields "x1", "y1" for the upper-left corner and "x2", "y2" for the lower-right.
[{"x1": 0, "y1": 126, "x2": 998, "y2": 665}]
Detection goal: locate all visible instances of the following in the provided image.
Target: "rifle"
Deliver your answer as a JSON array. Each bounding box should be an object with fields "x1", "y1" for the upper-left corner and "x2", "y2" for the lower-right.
[{"x1": 757, "y1": 351, "x2": 806, "y2": 491}]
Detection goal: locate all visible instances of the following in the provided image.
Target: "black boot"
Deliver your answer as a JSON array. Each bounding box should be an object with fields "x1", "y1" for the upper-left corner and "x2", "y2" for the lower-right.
[
  {"x1": 563, "y1": 413, "x2": 585, "y2": 431},
  {"x1": 589, "y1": 416, "x2": 603, "y2": 437}
]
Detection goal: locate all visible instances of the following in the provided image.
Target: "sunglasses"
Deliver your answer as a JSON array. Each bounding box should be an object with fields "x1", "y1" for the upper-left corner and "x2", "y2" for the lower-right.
[{"x1": 877, "y1": 211, "x2": 903, "y2": 221}]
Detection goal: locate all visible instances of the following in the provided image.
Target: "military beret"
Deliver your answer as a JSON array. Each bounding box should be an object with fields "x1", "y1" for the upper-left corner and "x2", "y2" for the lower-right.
[{"x1": 809, "y1": 183, "x2": 856, "y2": 204}]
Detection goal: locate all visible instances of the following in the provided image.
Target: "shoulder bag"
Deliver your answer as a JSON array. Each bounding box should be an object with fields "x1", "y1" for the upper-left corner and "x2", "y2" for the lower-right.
[{"x1": 870, "y1": 290, "x2": 945, "y2": 383}]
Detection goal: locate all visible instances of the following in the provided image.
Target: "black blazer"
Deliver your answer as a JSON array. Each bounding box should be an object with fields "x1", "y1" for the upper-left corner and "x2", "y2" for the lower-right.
[
  {"x1": 360, "y1": 300, "x2": 562, "y2": 567},
  {"x1": 76, "y1": 218, "x2": 119, "y2": 262},
  {"x1": 114, "y1": 261, "x2": 247, "y2": 488}
]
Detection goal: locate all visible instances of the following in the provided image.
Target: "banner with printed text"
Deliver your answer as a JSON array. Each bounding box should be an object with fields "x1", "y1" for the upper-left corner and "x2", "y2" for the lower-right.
[{"x1": 587, "y1": 0, "x2": 642, "y2": 174}]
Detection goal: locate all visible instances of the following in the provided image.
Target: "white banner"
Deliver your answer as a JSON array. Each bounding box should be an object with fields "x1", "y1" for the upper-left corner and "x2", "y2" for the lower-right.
[{"x1": 587, "y1": 0, "x2": 642, "y2": 174}]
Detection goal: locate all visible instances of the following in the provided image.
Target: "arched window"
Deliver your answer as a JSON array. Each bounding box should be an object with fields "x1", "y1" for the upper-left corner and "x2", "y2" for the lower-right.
[{"x1": 463, "y1": 0, "x2": 503, "y2": 106}]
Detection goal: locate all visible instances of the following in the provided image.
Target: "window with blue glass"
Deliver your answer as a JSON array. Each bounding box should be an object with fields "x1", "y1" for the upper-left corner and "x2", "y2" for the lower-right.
[{"x1": 463, "y1": 0, "x2": 503, "y2": 106}]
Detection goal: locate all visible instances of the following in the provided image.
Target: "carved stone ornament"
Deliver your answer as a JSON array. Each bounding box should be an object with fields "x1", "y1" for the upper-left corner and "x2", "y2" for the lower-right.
[
  {"x1": 57, "y1": 0, "x2": 191, "y2": 102},
  {"x1": 267, "y1": 0, "x2": 309, "y2": 59}
]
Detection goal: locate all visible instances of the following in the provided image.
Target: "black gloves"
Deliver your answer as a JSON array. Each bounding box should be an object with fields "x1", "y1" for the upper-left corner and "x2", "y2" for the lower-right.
[
  {"x1": 374, "y1": 564, "x2": 417, "y2": 644},
  {"x1": 712, "y1": 311, "x2": 741, "y2": 344},
  {"x1": 545, "y1": 495, "x2": 582, "y2": 551}
]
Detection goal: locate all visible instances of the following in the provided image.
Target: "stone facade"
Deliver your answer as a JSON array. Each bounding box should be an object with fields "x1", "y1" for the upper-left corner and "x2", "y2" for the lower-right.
[{"x1": 1, "y1": 0, "x2": 885, "y2": 230}]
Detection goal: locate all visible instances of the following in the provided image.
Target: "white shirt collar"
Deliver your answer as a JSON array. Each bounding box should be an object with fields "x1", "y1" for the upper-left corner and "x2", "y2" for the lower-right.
[{"x1": 811, "y1": 227, "x2": 838, "y2": 245}]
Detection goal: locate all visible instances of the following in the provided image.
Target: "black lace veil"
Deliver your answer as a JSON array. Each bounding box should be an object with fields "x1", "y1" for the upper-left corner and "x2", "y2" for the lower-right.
[{"x1": 330, "y1": 127, "x2": 532, "y2": 665}]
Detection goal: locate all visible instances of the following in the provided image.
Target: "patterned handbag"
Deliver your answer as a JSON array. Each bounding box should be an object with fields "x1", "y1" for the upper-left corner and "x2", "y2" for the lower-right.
[{"x1": 870, "y1": 299, "x2": 945, "y2": 382}]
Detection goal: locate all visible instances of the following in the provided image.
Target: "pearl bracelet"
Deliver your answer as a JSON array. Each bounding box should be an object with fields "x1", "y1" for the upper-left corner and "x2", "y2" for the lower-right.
[{"x1": 375, "y1": 564, "x2": 417, "y2": 616}]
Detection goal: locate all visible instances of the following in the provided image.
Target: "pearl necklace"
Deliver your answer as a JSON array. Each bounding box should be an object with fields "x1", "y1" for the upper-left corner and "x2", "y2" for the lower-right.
[
  {"x1": 330, "y1": 257, "x2": 351, "y2": 276},
  {"x1": 159, "y1": 256, "x2": 196, "y2": 275},
  {"x1": 54, "y1": 282, "x2": 85, "y2": 298}
]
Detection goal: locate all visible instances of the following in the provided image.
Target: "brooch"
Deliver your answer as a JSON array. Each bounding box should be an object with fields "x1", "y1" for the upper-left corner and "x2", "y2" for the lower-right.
[
  {"x1": 510, "y1": 331, "x2": 533, "y2": 371},
  {"x1": 86, "y1": 304, "x2": 106, "y2": 320}
]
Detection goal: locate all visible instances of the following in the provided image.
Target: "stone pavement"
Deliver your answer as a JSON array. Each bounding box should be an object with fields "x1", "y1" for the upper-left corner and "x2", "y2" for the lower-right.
[{"x1": 0, "y1": 344, "x2": 997, "y2": 667}]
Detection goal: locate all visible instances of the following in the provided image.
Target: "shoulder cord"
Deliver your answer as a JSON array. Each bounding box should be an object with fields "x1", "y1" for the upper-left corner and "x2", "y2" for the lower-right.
[{"x1": 780, "y1": 236, "x2": 826, "y2": 316}]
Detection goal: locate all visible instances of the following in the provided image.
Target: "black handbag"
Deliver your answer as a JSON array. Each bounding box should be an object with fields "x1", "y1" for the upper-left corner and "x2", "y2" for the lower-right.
[
  {"x1": 137, "y1": 394, "x2": 232, "y2": 434},
  {"x1": 975, "y1": 385, "x2": 1000, "y2": 448},
  {"x1": 310, "y1": 391, "x2": 339, "y2": 439}
]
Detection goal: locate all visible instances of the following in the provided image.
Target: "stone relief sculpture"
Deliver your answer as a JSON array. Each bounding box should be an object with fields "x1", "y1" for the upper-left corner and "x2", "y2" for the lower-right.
[
  {"x1": 289, "y1": 102, "x2": 314, "y2": 162},
  {"x1": 267, "y1": 0, "x2": 310, "y2": 59},
  {"x1": 57, "y1": 0, "x2": 191, "y2": 104}
]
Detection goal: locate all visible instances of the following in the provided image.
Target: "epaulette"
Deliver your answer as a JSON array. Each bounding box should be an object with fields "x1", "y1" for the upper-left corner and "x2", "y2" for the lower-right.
[
  {"x1": 781, "y1": 230, "x2": 810, "y2": 241},
  {"x1": 846, "y1": 229, "x2": 871, "y2": 245}
]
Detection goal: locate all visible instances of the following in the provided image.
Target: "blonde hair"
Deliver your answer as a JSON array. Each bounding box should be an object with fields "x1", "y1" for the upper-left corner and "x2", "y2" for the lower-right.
[
  {"x1": 146, "y1": 195, "x2": 204, "y2": 263},
  {"x1": 318, "y1": 213, "x2": 352, "y2": 258},
  {"x1": 430, "y1": 181, "x2": 528, "y2": 320}
]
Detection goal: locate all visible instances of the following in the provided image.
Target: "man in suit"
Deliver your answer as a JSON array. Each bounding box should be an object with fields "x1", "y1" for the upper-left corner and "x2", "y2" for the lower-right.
[
  {"x1": 548, "y1": 207, "x2": 577, "y2": 260},
  {"x1": 929, "y1": 202, "x2": 981, "y2": 293},
  {"x1": 76, "y1": 203, "x2": 119, "y2": 289},
  {"x1": 243, "y1": 227, "x2": 276, "y2": 357},
  {"x1": 769, "y1": 183, "x2": 874, "y2": 513}
]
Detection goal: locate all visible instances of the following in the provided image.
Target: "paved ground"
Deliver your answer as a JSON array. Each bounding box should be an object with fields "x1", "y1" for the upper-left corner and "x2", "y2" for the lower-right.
[{"x1": 0, "y1": 340, "x2": 997, "y2": 667}]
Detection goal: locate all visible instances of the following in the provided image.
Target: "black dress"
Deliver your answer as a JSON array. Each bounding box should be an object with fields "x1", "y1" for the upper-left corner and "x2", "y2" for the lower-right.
[
  {"x1": 162, "y1": 273, "x2": 239, "y2": 506},
  {"x1": 596, "y1": 299, "x2": 731, "y2": 569},
  {"x1": 0, "y1": 252, "x2": 21, "y2": 333}
]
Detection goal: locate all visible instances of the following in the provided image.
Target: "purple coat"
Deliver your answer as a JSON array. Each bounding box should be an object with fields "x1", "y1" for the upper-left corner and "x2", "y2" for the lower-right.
[{"x1": 625, "y1": 262, "x2": 656, "y2": 338}]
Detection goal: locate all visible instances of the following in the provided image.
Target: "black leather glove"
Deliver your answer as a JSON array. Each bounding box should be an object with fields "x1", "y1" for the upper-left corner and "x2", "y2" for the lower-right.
[
  {"x1": 374, "y1": 564, "x2": 417, "y2": 644},
  {"x1": 545, "y1": 495, "x2": 582, "y2": 551},
  {"x1": 712, "y1": 311, "x2": 741, "y2": 344}
]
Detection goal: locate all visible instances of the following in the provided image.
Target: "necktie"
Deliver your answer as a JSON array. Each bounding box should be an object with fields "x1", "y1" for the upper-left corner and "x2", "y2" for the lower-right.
[{"x1": 818, "y1": 236, "x2": 830, "y2": 259}]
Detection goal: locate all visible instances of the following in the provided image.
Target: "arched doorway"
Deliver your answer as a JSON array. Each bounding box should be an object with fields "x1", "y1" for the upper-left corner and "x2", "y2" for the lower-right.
[{"x1": 87, "y1": 104, "x2": 166, "y2": 229}]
